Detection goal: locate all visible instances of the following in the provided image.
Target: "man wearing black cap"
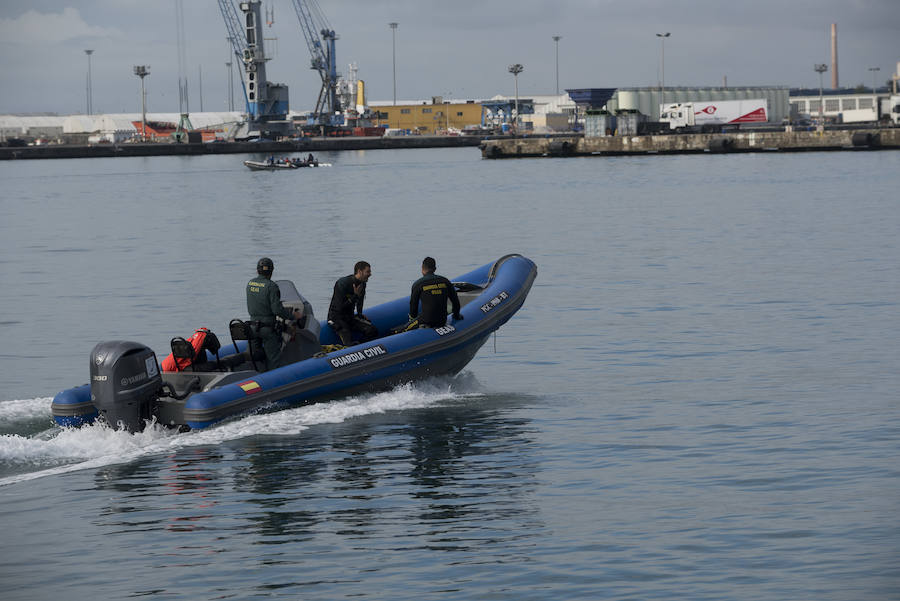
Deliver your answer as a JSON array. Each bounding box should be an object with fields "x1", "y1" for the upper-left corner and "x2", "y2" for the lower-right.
[
  {"x1": 409, "y1": 257, "x2": 463, "y2": 328},
  {"x1": 247, "y1": 257, "x2": 303, "y2": 370}
]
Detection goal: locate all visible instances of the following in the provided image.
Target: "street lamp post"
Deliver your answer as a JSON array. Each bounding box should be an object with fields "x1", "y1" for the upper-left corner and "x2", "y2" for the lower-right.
[
  {"x1": 814, "y1": 64, "x2": 828, "y2": 124},
  {"x1": 444, "y1": 92, "x2": 452, "y2": 131},
  {"x1": 656, "y1": 33, "x2": 670, "y2": 116},
  {"x1": 225, "y1": 37, "x2": 236, "y2": 111},
  {"x1": 133, "y1": 66, "x2": 150, "y2": 141},
  {"x1": 226, "y1": 59, "x2": 233, "y2": 111},
  {"x1": 84, "y1": 49, "x2": 94, "y2": 115},
  {"x1": 869, "y1": 66, "x2": 880, "y2": 117},
  {"x1": 552, "y1": 35, "x2": 561, "y2": 95},
  {"x1": 389, "y1": 22, "x2": 398, "y2": 106},
  {"x1": 508, "y1": 64, "x2": 523, "y2": 134}
]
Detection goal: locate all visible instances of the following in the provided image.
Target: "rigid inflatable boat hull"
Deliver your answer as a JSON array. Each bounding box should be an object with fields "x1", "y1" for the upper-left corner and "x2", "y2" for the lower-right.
[{"x1": 51, "y1": 254, "x2": 536, "y2": 431}]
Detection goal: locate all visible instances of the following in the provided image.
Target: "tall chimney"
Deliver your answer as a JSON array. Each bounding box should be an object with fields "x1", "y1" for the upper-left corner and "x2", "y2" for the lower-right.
[{"x1": 830, "y1": 23, "x2": 839, "y2": 89}]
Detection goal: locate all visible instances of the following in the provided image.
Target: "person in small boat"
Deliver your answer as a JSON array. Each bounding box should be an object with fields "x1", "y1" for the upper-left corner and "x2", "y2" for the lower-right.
[
  {"x1": 328, "y1": 261, "x2": 378, "y2": 346},
  {"x1": 409, "y1": 256, "x2": 463, "y2": 328},
  {"x1": 307, "y1": 153, "x2": 316, "y2": 165},
  {"x1": 247, "y1": 257, "x2": 303, "y2": 370}
]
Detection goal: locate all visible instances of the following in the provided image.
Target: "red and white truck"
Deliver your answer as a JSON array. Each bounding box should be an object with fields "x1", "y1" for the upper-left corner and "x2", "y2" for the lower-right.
[{"x1": 659, "y1": 99, "x2": 768, "y2": 131}]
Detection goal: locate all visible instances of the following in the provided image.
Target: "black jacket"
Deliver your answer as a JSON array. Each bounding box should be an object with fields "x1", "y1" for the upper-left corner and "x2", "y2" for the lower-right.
[
  {"x1": 410, "y1": 272, "x2": 461, "y2": 327},
  {"x1": 328, "y1": 274, "x2": 366, "y2": 322}
]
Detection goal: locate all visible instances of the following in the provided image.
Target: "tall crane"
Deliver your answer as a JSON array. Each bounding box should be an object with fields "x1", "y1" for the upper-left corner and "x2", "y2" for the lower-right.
[
  {"x1": 289, "y1": 0, "x2": 341, "y2": 123},
  {"x1": 218, "y1": 0, "x2": 290, "y2": 135}
]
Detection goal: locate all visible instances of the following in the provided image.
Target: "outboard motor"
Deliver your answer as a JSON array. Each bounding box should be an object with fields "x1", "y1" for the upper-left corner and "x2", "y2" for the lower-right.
[{"x1": 90, "y1": 341, "x2": 162, "y2": 432}]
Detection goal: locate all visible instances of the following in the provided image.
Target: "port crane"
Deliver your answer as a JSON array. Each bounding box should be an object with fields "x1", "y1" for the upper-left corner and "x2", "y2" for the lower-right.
[
  {"x1": 289, "y1": 0, "x2": 342, "y2": 125},
  {"x1": 218, "y1": 0, "x2": 291, "y2": 136}
]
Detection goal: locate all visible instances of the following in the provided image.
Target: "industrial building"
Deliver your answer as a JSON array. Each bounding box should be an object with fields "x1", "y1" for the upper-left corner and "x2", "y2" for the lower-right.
[
  {"x1": 790, "y1": 89, "x2": 891, "y2": 124},
  {"x1": 463, "y1": 94, "x2": 576, "y2": 133},
  {"x1": 369, "y1": 94, "x2": 578, "y2": 135},
  {"x1": 0, "y1": 115, "x2": 66, "y2": 144},
  {"x1": 790, "y1": 61, "x2": 900, "y2": 123},
  {"x1": 368, "y1": 98, "x2": 484, "y2": 134}
]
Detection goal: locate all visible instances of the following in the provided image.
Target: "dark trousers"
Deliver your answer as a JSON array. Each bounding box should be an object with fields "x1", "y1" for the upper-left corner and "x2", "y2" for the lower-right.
[
  {"x1": 257, "y1": 325, "x2": 283, "y2": 371},
  {"x1": 332, "y1": 316, "x2": 378, "y2": 346}
]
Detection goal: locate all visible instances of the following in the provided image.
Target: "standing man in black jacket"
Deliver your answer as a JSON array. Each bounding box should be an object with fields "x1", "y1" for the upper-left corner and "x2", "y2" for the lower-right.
[
  {"x1": 409, "y1": 257, "x2": 463, "y2": 328},
  {"x1": 328, "y1": 261, "x2": 378, "y2": 345}
]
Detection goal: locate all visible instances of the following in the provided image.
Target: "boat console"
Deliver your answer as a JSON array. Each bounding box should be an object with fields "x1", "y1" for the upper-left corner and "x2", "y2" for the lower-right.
[{"x1": 274, "y1": 279, "x2": 322, "y2": 362}]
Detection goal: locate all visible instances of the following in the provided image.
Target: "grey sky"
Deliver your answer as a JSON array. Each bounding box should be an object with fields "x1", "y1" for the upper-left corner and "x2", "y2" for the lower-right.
[{"x1": 0, "y1": 0, "x2": 897, "y2": 115}]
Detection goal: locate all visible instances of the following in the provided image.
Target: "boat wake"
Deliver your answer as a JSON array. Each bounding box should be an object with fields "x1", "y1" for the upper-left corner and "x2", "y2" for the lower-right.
[
  {"x1": 0, "y1": 396, "x2": 53, "y2": 427},
  {"x1": 0, "y1": 376, "x2": 485, "y2": 487}
]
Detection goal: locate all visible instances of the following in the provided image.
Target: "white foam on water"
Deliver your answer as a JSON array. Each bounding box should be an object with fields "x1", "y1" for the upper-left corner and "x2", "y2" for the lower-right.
[
  {"x1": 0, "y1": 378, "x2": 484, "y2": 487},
  {"x1": 0, "y1": 397, "x2": 53, "y2": 422}
]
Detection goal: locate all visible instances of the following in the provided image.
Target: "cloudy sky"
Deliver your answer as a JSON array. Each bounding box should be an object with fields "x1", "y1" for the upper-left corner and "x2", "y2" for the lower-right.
[{"x1": 0, "y1": 0, "x2": 897, "y2": 115}]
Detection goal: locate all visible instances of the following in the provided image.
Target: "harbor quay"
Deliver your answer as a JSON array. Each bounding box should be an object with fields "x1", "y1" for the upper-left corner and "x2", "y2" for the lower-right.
[
  {"x1": 4, "y1": 128, "x2": 897, "y2": 161},
  {"x1": 481, "y1": 128, "x2": 900, "y2": 159},
  {"x1": 0, "y1": 134, "x2": 481, "y2": 161}
]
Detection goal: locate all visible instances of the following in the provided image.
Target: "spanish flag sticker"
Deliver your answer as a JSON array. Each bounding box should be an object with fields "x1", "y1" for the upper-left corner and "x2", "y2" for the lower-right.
[{"x1": 239, "y1": 380, "x2": 261, "y2": 395}]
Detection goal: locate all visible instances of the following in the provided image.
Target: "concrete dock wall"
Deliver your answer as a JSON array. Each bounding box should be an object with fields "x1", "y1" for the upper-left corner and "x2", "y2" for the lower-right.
[
  {"x1": 0, "y1": 135, "x2": 481, "y2": 161},
  {"x1": 481, "y1": 129, "x2": 900, "y2": 159}
]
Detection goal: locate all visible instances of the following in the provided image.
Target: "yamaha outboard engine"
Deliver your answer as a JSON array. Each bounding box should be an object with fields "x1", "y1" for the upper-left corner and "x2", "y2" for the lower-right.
[{"x1": 90, "y1": 341, "x2": 162, "y2": 432}]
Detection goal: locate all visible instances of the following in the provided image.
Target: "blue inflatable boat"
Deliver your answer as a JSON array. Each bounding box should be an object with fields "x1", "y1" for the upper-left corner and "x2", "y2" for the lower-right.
[{"x1": 51, "y1": 254, "x2": 537, "y2": 432}]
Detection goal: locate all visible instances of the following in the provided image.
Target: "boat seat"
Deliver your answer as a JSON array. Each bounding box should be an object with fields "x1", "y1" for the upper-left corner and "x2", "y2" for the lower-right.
[
  {"x1": 169, "y1": 337, "x2": 203, "y2": 372},
  {"x1": 170, "y1": 332, "x2": 235, "y2": 372},
  {"x1": 229, "y1": 319, "x2": 266, "y2": 371},
  {"x1": 202, "y1": 331, "x2": 244, "y2": 371}
]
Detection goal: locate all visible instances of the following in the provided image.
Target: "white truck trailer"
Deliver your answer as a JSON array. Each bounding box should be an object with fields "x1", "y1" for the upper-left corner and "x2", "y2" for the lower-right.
[{"x1": 660, "y1": 99, "x2": 768, "y2": 131}]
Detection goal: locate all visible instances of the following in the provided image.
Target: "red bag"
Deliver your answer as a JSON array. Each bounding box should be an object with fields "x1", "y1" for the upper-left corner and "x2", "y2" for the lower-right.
[{"x1": 161, "y1": 328, "x2": 211, "y2": 372}]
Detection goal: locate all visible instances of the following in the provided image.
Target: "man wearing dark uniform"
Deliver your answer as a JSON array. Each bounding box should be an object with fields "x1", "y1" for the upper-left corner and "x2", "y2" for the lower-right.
[
  {"x1": 409, "y1": 257, "x2": 463, "y2": 328},
  {"x1": 247, "y1": 257, "x2": 303, "y2": 370},
  {"x1": 328, "y1": 261, "x2": 378, "y2": 346}
]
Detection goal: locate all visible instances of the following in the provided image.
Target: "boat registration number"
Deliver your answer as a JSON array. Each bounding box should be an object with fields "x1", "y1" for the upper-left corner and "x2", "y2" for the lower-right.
[{"x1": 480, "y1": 291, "x2": 509, "y2": 314}]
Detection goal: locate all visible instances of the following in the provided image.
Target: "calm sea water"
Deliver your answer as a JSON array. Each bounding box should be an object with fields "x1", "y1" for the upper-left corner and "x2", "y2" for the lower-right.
[{"x1": 1, "y1": 148, "x2": 898, "y2": 600}]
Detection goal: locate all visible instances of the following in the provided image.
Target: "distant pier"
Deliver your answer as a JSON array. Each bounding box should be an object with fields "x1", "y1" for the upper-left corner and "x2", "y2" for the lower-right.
[
  {"x1": 0, "y1": 135, "x2": 481, "y2": 161},
  {"x1": 481, "y1": 128, "x2": 900, "y2": 159}
]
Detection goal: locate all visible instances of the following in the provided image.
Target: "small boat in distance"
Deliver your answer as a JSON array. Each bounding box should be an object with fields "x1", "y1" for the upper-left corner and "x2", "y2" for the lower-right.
[
  {"x1": 243, "y1": 159, "x2": 297, "y2": 170},
  {"x1": 243, "y1": 155, "x2": 331, "y2": 170}
]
